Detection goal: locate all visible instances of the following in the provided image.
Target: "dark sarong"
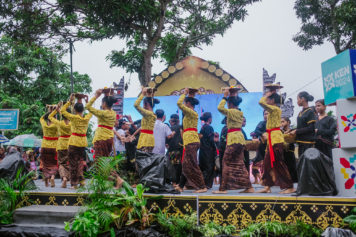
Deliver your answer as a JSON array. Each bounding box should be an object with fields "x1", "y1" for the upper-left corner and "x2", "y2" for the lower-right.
[
  {"x1": 315, "y1": 139, "x2": 333, "y2": 159},
  {"x1": 169, "y1": 150, "x2": 183, "y2": 184},
  {"x1": 284, "y1": 150, "x2": 298, "y2": 183},
  {"x1": 68, "y1": 145, "x2": 85, "y2": 186},
  {"x1": 57, "y1": 150, "x2": 70, "y2": 180},
  {"x1": 41, "y1": 148, "x2": 58, "y2": 179},
  {"x1": 220, "y1": 143, "x2": 251, "y2": 191},
  {"x1": 94, "y1": 138, "x2": 113, "y2": 158},
  {"x1": 94, "y1": 138, "x2": 120, "y2": 180},
  {"x1": 182, "y1": 142, "x2": 205, "y2": 190},
  {"x1": 262, "y1": 143, "x2": 293, "y2": 189}
]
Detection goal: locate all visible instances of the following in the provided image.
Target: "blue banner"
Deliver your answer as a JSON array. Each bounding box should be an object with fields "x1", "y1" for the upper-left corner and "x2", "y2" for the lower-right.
[
  {"x1": 123, "y1": 93, "x2": 263, "y2": 139},
  {"x1": 322, "y1": 49, "x2": 356, "y2": 105},
  {"x1": 0, "y1": 109, "x2": 19, "y2": 130}
]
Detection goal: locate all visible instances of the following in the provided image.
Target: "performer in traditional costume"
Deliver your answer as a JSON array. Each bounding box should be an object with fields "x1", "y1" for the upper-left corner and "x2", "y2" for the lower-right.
[
  {"x1": 281, "y1": 117, "x2": 298, "y2": 183},
  {"x1": 315, "y1": 99, "x2": 336, "y2": 158},
  {"x1": 177, "y1": 88, "x2": 206, "y2": 193},
  {"x1": 48, "y1": 105, "x2": 71, "y2": 188},
  {"x1": 85, "y1": 88, "x2": 124, "y2": 188},
  {"x1": 61, "y1": 94, "x2": 92, "y2": 188},
  {"x1": 257, "y1": 86, "x2": 294, "y2": 194},
  {"x1": 250, "y1": 110, "x2": 268, "y2": 184},
  {"x1": 134, "y1": 88, "x2": 159, "y2": 153},
  {"x1": 288, "y1": 91, "x2": 316, "y2": 157},
  {"x1": 213, "y1": 87, "x2": 253, "y2": 194},
  {"x1": 40, "y1": 106, "x2": 59, "y2": 187},
  {"x1": 199, "y1": 112, "x2": 216, "y2": 189}
]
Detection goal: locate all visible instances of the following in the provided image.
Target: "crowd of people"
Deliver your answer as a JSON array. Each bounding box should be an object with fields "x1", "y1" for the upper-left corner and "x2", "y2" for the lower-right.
[{"x1": 0, "y1": 85, "x2": 338, "y2": 195}]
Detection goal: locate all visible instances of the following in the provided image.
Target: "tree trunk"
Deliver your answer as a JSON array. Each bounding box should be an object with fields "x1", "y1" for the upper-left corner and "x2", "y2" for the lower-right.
[{"x1": 140, "y1": 0, "x2": 168, "y2": 87}]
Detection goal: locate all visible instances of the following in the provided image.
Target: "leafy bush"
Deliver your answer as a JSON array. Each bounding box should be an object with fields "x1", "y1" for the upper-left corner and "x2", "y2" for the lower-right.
[
  {"x1": 156, "y1": 211, "x2": 198, "y2": 237},
  {"x1": 65, "y1": 156, "x2": 158, "y2": 237},
  {"x1": 0, "y1": 167, "x2": 36, "y2": 224},
  {"x1": 239, "y1": 221, "x2": 322, "y2": 237},
  {"x1": 343, "y1": 207, "x2": 356, "y2": 233},
  {"x1": 156, "y1": 211, "x2": 237, "y2": 237},
  {"x1": 198, "y1": 221, "x2": 237, "y2": 237}
]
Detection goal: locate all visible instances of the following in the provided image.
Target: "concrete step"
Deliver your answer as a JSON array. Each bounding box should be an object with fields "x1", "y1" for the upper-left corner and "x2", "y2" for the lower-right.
[{"x1": 13, "y1": 205, "x2": 80, "y2": 228}]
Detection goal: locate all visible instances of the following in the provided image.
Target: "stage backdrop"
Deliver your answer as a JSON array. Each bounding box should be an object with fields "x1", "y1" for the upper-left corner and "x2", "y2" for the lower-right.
[{"x1": 123, "y1": 93, "x2": 263, "y2": 139}]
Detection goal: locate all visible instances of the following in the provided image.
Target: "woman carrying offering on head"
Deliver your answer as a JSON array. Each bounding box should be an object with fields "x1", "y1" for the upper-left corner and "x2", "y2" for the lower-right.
[
  {"x1": 40, "y1": 106, "x2": 59, "y2": 187},
  {"x1": 61, "y1": 94, "x2": 92, "y2": 189},
  {"x1": 48, "y1": 104, "x2": 71, "y2": 188},
  {"x1": 213, "y1": 87, "x2": 253, "y2": 194},
  {"x1": 134, "y1": 88, "x2": 159, "y2": 153},
  {"x1": 85, "y1": 88, "x2": 124, "y2": 188},
  {"x1": 257, "y1": 87, "x2": 294, "y2": 194},
  {"x1": 176, "y1": 88, "x2": 207, "y2": 193}
]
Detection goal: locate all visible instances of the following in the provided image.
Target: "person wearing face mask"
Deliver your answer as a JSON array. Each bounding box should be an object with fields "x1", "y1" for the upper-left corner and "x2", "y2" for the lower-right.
[
  {"x1": 134, "y1": 88, "x2": 160, "y2": 153},
  {"x1": 176, "y1": 88, "x2": 207, "y2": 193},
  {"x1": 257, "y1": 89, "x2": 294, "y2": 194},
  {"x1": 314, "y1": 99, "x2": 336, "y2": 159},
  {"x1": 198, "y1": 112, "x2": 216, "y2": 189}
]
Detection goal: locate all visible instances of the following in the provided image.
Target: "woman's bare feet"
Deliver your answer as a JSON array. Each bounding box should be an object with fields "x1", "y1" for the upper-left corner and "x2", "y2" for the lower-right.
[
  {"x1": 279, "y1": 188, "x2": 296, "y2": 194},
  {"x1": 194, "y1": 188, "x2": 207, "y2": 193},
  {"x1": 70, "y1": 185, "x2": 78, "y2": 190},
  {"x1": 61, "y1": 178, "x2": 67, "y2": 188},
  {"x1": 239, "y1": 187, "x2": 255, "y2": 193},
  {"x1": 50, "y1": 176, "x2": 55, "y2": 187},
  {"x1": 212, "y1": 190, "x2": 228, "y2": 194},
  {"x1": 256, "y1": 186, "x2": 271, "y2": 193},
  {"x1": 45, "y1": 178, "x2": 49, "y2": 187}
]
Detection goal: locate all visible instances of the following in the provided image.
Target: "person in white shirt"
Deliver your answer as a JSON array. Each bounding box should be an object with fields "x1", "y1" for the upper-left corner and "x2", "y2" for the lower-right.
[
  {"x1": 113, "y1": 119, "x2": 130, "y2": 156},
  {"x1": 152, "y1": 109, "x2": 174, "y2": 155}
]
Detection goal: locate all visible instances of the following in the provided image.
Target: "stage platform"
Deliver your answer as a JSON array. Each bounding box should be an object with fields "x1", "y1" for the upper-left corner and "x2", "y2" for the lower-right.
[{"x1": 19, "y1": 179, "x2": 356, "y2": 230}]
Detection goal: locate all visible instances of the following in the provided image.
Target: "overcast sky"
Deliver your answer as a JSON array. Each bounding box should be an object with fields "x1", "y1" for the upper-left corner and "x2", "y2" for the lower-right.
[{"x1": 63, "y1": 0, "x2": 336, "y2": 124}]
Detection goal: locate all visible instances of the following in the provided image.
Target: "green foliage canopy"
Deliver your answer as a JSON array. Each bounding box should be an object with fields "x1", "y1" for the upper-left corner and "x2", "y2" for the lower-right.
[
  {"x1": 0, "y1": 37, "x2": 92, "y2": 138},
  {"x1": 0, "y1": 0, "x2": 260, "y2": 86},
  {"x1": 293, "y1": 0, "x2": 356, "y2": 54}
]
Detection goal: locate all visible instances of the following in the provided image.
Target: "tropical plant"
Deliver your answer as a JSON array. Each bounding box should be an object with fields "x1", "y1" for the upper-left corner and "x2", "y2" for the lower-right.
[
  {"x1": 198, "y1": 221, "x2": 237, "y2": 237},
  {"x1": 344, "y1": 207, "x2": 356, "y2": 233},
  {"x1": 0, "y1": 167, "x2": 36, "y2": 224},
  {"x1": 156, "y1": 211, "x2": 198, "y2": 237},
  {"x1": 65, "y1": 156, "x2": 159, "y2": 237},
  {"x1": 239, "y1": 221, "x2": 322, "y2": 237}
]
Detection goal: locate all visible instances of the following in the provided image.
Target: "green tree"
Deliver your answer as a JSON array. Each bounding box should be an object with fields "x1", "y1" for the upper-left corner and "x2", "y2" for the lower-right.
[
  {"x1": 0, "y1": 37, "x2": 92, "y2": 138},
  {"x1": 293, "y1": 0, "x2": 356, "y2": 54},
  {"x1": 0, "y1": 0, "x2": 260, "y2": 86}
]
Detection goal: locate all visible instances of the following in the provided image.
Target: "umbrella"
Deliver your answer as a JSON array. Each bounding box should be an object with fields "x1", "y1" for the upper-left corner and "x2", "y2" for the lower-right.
[
  {"x1": 6, "y1": 134, "x2": 42, "y2": 147},
  {"x1": 0, "y1": 134, "x2": 9, "y2": 144}
]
